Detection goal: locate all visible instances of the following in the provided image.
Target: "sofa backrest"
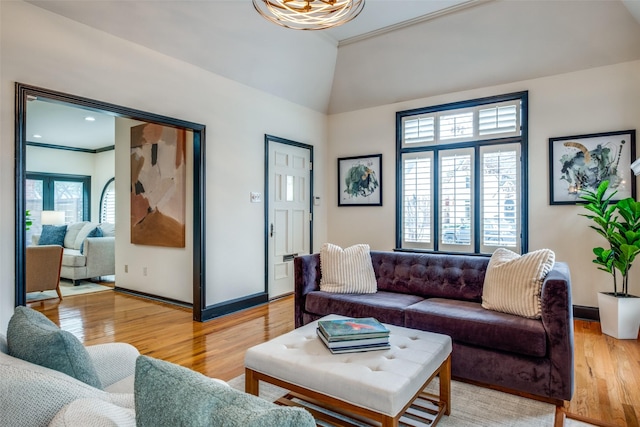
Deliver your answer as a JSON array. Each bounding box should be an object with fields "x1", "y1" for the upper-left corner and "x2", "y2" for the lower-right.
[{"x1": 370, "y1": 251, "x2": 489, "y2": 302}]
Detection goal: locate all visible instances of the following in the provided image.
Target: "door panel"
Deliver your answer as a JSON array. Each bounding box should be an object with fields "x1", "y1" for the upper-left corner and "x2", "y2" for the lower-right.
[{"x1": 268, "y1": 140, "x2": 312, "y2": 298}]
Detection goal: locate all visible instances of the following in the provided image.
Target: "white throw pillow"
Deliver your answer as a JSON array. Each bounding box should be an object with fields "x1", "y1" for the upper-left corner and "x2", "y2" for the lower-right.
[
  {"x1": 319, "y1": 243, "x2": 377, "y2": 294},
  {"x1": 481, "y1": 248, "x2": 555, "y2": 319}
]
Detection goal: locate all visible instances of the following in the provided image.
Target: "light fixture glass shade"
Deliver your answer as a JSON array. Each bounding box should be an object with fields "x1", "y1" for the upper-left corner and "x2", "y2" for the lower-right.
[
  {"x1": 253, "y1": 0, "x2": 365, "y2": 31},
  {"x1": 41, "y1": 210, "x2": 65, "y2": 225}
]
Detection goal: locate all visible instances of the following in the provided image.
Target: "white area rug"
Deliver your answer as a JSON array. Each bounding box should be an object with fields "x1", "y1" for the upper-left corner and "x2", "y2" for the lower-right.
[
  {"x1": 228, "y1": 374, "x2": 594, "y2": 427},
  {"x1": 26, "y1": 280, "x2": 112, "y2": 302}
]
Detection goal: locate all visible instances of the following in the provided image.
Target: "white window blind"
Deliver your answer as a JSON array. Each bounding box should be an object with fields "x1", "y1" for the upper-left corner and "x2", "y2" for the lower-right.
[
  {"x1": 401, "y1": 100, "x2": 521, "y2": 148},
  {"x1": 440, "y1": 112, "x2": 474, "y2": 140},
  {"x1": 440, "y1": 150, "x2": 473, "y2": 247},
  {"x1": 480, "y1": 144, "x2": 520, "y2": 251},
  {"x1": 402, "y1": 154, "x2": 433, "y2": 247},
  {"x1": 479, "y1": 104, "x2": 518, "y2": 136},
  {"x1": 403, "y1": 116, "x2": 435, "y2": 145},
  {"x1": 100, "y1": 179, "x2": 116, "y2": 224}
]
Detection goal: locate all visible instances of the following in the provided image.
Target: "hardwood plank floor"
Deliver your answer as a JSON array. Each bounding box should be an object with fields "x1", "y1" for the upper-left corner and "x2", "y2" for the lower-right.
[{"x1": 29, "y1": 290, "x2": 640, "y2": 426}]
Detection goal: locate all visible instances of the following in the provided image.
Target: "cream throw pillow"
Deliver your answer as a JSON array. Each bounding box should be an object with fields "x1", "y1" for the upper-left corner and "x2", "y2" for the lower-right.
[
  {"x1": 319, "y1": 243, "x2": 377, "y2": 294},
  {"x1": 482, "y1": 248, "x2": 555, "y2": 319}
]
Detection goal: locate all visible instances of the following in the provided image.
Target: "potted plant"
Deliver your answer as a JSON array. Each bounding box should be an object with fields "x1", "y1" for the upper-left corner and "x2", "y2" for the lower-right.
[
  {"x1": 580, "y1": 180, "x2": 640, "y2": 339},
  {"x1": 25, "y1": 210, "x2": 32, "y2": 231}
]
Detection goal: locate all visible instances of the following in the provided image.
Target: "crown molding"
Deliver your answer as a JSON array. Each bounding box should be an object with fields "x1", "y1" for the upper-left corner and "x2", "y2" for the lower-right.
[{"x1": 338, "y1": 0, "x2": 494, "y2": 47}]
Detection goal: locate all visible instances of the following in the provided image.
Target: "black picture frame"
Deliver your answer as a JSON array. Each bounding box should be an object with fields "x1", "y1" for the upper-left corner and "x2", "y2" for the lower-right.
[
  {"x1": 338, "y1": 154, "x2": 382, "y2": 206},
  {"x1": 549, "y1": 129, "x2": 636, "y2": 205}
]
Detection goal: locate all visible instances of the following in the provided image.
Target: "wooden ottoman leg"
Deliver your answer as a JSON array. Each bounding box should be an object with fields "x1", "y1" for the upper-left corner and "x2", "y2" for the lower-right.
[
  {"x1": 245, "y1": 368, "x2": 259, "y2": 396},
  {"x1": 440, "y1": 355, "x2": 452, "y2": 416}
]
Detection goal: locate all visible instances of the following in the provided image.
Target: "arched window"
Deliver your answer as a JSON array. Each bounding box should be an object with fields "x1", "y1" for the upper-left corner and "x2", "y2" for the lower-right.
[{"x1": 100, "y1": 178, "x2": 115, "y2": 224}]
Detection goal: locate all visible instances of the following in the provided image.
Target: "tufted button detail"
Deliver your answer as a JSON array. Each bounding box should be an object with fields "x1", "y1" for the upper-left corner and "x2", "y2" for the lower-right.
[
  {"x1": 398, "y1": 344, "x2": 407, "y2": 349},
  {"x1": 409, "y1": 336, "x2": 419, "y2": 341},
  {"x1": 385, "y1": 355, "x2": 395, "y2": 360}
]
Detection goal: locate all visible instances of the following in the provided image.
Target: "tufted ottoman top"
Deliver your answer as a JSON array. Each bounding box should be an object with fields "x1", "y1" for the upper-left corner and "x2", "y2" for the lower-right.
[{"x1": 245, "y1": 314, "x2": 452, "y2": 417}]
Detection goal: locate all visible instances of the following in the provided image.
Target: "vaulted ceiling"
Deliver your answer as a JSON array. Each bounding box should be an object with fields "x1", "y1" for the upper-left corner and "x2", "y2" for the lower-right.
[{"x1": 26, "y1": 0, "x2": 640, "y2": 115}]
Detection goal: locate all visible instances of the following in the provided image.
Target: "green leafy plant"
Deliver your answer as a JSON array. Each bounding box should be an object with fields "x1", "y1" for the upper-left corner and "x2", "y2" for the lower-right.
[
  {"x1": 25, "y1": 210, "x2": 32, "y2": 231},
  {"x1": 580, "y1": 180, "x2": 640, "y2": 296}
]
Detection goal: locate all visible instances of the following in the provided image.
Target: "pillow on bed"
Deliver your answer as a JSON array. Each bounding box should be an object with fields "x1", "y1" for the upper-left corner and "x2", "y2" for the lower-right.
[
  {"x1": 319, "y1": 243, "x2": 377, "y2": 294},
  {"x1": 481, "y1": 248, "x2": 555, "y2": 319}
]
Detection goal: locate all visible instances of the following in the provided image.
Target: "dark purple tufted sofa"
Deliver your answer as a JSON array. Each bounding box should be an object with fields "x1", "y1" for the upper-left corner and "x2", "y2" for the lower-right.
[{"x1": 294, "y1": 250, "x2": 574, "y2": 404}]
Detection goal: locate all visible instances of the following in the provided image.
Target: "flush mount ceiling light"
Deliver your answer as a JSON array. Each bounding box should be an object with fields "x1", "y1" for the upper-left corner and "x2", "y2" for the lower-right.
[{"x1": 253, "y1": 0, "x2": 365, "y2": 31}]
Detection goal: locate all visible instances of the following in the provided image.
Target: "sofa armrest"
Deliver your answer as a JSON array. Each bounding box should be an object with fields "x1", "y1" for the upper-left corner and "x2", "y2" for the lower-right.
[
  {"x1": 83, "y1": 237, "x2": 115, "y2": 277},
  {"x1": 86, "y1": 343, "x2": 140, "y2": 389},
  {"x1": 540, "y1": 261, "x2": 574, "y2": 401},
  {"x1": 294, "y1": 253, "x2": 321, "y2": 328}
]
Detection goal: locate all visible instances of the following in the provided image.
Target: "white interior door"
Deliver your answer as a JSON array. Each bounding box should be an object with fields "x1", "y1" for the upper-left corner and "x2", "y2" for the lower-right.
[{"x1": 268, "y1": 140, "x2": 311, "y2": 298}]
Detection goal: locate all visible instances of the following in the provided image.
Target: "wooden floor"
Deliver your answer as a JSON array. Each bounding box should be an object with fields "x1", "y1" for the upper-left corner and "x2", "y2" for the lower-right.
[{"x1": 29, "y1": 290, "x2": 640, "y2": 427}]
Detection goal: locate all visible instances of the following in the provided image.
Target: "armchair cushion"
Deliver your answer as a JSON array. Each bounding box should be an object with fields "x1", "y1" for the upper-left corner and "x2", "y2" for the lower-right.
[
  {"x1": 38, "y1": 225, "x2": 67, "y2": 246},
  {"x1": 7, "y1": 306, "x2": 102, "y2": 389},
  {"x1": 135, "y1": 355, "x2": 315, "y2": 427}
]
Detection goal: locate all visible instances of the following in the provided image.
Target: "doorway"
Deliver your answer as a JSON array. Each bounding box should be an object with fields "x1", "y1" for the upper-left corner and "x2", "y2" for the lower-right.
[
  {"x1": 265, "y1": 135, "x2": 313, "y2": 298},
  {"x1": 15, "y1": 83, "x2": 208, "y2": 321}
]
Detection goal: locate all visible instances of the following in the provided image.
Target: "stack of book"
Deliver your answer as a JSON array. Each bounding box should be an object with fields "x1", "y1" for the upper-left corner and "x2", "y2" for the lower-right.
[{"x1": 317, "y1": 317, "x2": 390, "y2": 354}]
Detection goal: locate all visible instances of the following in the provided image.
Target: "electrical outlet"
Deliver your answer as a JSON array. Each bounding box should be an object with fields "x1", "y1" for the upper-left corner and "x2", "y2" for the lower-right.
[
  {"x1": 143, "y1": 267, "x2": 147, "y2": 276},
  {"x1": 124, "y1": 264, "x2": 128, "y2": 273}
]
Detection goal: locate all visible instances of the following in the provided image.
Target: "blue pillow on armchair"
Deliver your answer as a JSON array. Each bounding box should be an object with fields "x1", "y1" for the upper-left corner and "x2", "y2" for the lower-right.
[{"x1": 38, "y1": 225, "x2": 67, "y2": 246}]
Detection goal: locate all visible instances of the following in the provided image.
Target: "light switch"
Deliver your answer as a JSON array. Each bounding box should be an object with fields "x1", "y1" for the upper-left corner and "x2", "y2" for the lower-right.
[{"x1": 250, "y1": 192, "x2": 262, "y2": 203}]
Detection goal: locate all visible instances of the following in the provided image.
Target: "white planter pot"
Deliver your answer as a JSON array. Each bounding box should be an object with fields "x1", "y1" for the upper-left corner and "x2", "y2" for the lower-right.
[{"x1": 597, "y1": 292, "x2": 640, "y2": 339}]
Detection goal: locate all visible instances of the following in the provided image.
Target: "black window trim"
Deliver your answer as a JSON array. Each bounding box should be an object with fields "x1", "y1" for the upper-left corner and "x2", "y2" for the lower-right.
[
  {"x1": 99, "y1": 177, "x2": 115, "y2": 224},
  {"x1": 395, "y1": 91, "x2": 529, "y2": 255},
  {"x1": 26, "y1": 172, "x2": 91, "y2": 221}
]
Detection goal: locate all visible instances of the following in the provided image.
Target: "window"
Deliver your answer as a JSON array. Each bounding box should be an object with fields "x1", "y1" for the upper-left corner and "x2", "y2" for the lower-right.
[
  {"x1": 25, "y1": 173, "x2": 91, "y2": 243},
  {"x1": 100, "y1": 178, "x2": 116, "y2": 224},
  {"x1": 396, "y1": 92, "x2": 527, "y2": 254}
]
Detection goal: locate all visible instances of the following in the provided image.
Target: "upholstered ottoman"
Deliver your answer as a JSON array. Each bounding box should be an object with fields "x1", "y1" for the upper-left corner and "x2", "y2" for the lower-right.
[{"x1": 245, "y1": 314, "x2": 452, "y2": 426}]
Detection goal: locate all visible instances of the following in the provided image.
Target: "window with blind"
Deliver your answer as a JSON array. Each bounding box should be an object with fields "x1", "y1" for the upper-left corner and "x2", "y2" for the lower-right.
[
  {"x1": 396, "y1": 92, "x2": 527, "y2": 254},
  {"x1": 100, "y1": 178, "x2": 116, "y2": 224}
]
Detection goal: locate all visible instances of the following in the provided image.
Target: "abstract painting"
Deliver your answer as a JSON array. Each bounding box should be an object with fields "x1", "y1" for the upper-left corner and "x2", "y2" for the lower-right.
[
  {"x1": 131, "y1": 123, "x2": 186, "y2": 247},
  {"x1": 549, "y1": 130, "x2": 636, "y2": 205},
  {"x1": 338, "y1": 154, "x2": 382, "y2": 206}
]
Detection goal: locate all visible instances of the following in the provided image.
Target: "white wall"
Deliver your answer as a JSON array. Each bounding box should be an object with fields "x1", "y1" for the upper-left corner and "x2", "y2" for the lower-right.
[
  {"x1": 113, "y1": 118, "x2": 194, "y2": 303},
  {"x1": 0, "y1": 1, "x2": 328, "y2": 329},
  {"x1": 328, "y1": 60, "x2": 640, "y2": 308}
]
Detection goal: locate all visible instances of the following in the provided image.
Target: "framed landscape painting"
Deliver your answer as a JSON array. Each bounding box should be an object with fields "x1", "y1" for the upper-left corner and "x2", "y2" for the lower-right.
[
  {"x1": 338, "y1": 154, "x2": 382, "y2": 206},
  {"x1": 549, "y1": 130, "x2": 636, "y2": 205}
]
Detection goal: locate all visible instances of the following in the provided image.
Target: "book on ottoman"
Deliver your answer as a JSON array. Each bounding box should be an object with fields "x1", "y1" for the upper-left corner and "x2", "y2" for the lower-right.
[{"x1": 317, "y1": 318, "x2": 390, "y2": 354}]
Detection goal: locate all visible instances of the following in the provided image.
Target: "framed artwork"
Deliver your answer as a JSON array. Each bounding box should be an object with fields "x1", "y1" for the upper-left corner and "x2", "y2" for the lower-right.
[
  {"x1": 338, "y1": 154, "x2": 382, "y2": 206},
  {"x1": 549, "y1": 130, "x2": 636, "y2": 205},
  {"x1": 131, "y1": 123, "x2": 187, "y2": 247}
]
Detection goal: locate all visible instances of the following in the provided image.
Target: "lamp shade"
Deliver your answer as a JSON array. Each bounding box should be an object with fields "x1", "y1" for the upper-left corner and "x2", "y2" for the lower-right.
[{"x1": 41, "y1": 210, "x2": 65, "y2": 225}]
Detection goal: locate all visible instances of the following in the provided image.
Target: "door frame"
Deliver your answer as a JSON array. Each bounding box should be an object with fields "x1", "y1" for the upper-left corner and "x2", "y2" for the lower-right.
[
  {"x1": 263, "y1": 134, "x2": 314, "y2": 297},
  {"x1": 14, "y1": 83, "x2": 210, "y2": 321}
]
